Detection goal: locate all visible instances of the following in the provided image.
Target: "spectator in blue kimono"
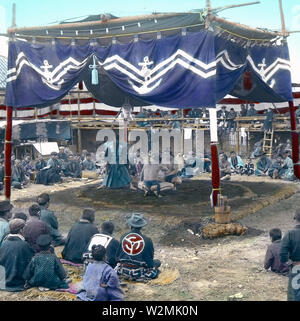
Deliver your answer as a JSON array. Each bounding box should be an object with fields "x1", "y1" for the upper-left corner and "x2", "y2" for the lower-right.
[
  {"x1": 246, "y1": 103, "x2": 258, "y2": 116},
  {"x1": 0, "y1": 201, "x2": 13, "y2": 247},
  {"x1": 35, "y1": 155, "x2": 48, "y2": 185},
  {"x1": 21, "y1": 154, "x2": 35, "y2": 180},
  {"x1": 229, "y1": 151, "x2": 244, "y2": 174},
  {"x1": 281, "y1": 151, "x2": 294, "y2": 181},
  {"x1": 24, "y1": 234, "x2": 69, "y2": 290},
  {"x1": 0, "y1": 218, "x2": 34, "y2": 291},
  {"x1": 268, "y1": 156, "x2": 284, "y2": 179},
  {"x1": 135, "y1": 108, "x2": 149, "y2": 127},
  {"x1": 116, "y1": 213, "x2": 161, "y2": 281},
  {"x1": 263, "y1": 108, "x2": 274, "y2": 133},
  {"x1": 58, "y1": 146, "x2": 69, "y2": 163},
  {"x1": 11, "y1": 159, "x2": 28, "y2": 189},
  {"x1": 227, "y1": 108, "x2": 237, "y2": 132},
  {"x1": 62, "y1": 208, "x2": 99, "y2": 263},
  {"x1": 255, "y1": 152, "x2": 272, "y2": 176},
  {"x1": 64, "y1": 155, "x2": 82, "y2": 178},
  {"x1": 82, "y1": 153, "x2": 96, "y2": 171},
  {"x1": 46, "y1": 152, "x2": 62, "y2": 184},
  {"x1": 251, "y1": 139, "x2": 264, "y2": 158},
  {"x1": 77, "y1": 244, "x2": 123, "y2": 301},
  {"x1": 37, "y1": 193, "x2": 65, "y2": 246}
]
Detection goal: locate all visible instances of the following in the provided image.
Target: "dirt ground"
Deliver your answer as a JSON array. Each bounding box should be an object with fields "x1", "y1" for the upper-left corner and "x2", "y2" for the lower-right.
[{"x1": 0, "y1": 174, "x2": 299, "y2": 301}]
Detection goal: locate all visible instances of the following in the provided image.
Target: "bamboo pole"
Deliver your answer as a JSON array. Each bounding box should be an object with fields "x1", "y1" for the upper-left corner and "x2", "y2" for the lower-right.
[
  {"x1": 205, "y1": 0, "x2": 212, "y2": 29},
  {"x1": 278, "y1": 0, "x2": 287, "y2": 36}
]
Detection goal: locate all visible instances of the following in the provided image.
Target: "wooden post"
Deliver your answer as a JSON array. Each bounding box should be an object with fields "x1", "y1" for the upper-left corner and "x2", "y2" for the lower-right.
[
  {"x1": 205, "y1": 0, "x2": 212, "y2": 29},
  {"x1": 289, "y1": 101, "x2": 300, "y2": 179},
  {"x1": 235, "y1": 124, "x2": 240, "y2": 154},
  {"x1": 77, "y1": 127, "x2": 82, "y2": 154},
  {"x1": 278, "y1": 0, "x2": 287, "y2": 36},
  {"x1": 4, "y1": 106, "x2": 13, "y2": 201}
]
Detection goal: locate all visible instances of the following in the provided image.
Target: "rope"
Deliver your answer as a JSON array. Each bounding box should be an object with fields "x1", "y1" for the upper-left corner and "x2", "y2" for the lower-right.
[{"x1": 13, "y1": 23, "x2": 205, "y2": 40}]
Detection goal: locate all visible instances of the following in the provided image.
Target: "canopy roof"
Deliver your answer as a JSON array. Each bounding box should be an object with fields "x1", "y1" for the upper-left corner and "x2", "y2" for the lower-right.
[{"x1": 5, "y1": 12, "x2": 292, "y2": 109}]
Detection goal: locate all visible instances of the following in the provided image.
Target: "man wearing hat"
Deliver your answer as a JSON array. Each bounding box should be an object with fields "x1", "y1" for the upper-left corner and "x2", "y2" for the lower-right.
[
  {"x1": 0, "y1": 201, "x2": 13, "y2": 247},
  {"x1": 116, "y1": 213, "x2": 161, "y2": 281},
  {"x1": 280, "y1": 209, "x2": 300, "y2": 301},
  {"x1": 246, "y1": 103, "x2": 258, "y2": 116},
  {"x1": 62, "y1": 208, "x2": 99, "y2": 263},
  {"x1": 58, "y1": 146, "x2": 69, "y2": 163},
  {"x1": 37, "y1": 193, "x2": 65, "y2": 246},
  {"x1": 0, "y1": 218, "x2": 34, "y2": 291},
  {"x1": 254, "y1": 152, "x2": 272, "y2": 176}
]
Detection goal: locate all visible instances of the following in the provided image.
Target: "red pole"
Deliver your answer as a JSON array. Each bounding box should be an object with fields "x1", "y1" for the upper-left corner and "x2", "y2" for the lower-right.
[
  {"x1": 4, "y1": 106, "x2": 13, "y2": 201},
  {"x1": 211, "y1": 142, "x2": 220, "y2": 206},
  {"x1": 289, "y1": 101, "x2": 300, "y2": 179}
]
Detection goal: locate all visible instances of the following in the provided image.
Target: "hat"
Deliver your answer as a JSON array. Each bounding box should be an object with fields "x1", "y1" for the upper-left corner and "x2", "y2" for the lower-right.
[
  {"x1": 36, "y1": 234, "x2": 52, "y2": 247},
  {"x1": 0, "y1": 201, "x2": 13, "y2": 213},
  {"x1": 127, "y1": 213, "x2": 147, "y2": 228},
  {"x1": 9, "y1": 218, "x2": 25, "y2": 233}
]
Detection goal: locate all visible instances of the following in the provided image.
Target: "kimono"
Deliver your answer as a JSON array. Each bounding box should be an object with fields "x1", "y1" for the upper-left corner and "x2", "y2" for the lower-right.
[
  {"x1": 281, "y1": 157, "x2": 294, "y2": 181},
  {"x1": 24, "y1": 250, "x2": 68, "y2": 290},
  {"x1": 35, "y1": 160, "x2": 48, "y2": 185},
  {"x1": 255, "y1": 157, "x2": 272, "y2": 176},
  {"x1": 0, "y1": 234, "x2": 34, "y2": 291},
  {"x1": 40, "y1": 207, "x2": 64, "y2": 246},
  {"x1": 46, "y1": 158, "x2": 62, "y2": 184},
  {"x1": 77, "y1": 261, "x2": 123, "y2": 301},
  {"x1": 64, "y1": 160, "x2": 82, "y2": 178},
  {"x1": 21, "y1": 160, "x2": 34, "y2": 178},
  {"x1": 62, "y1": 220, "x2": 99, "y2": 263},
  {"x1": 102, "y1": 141, "x2": 131, "y2": 189},
  {"x1": 0, "y1": 218, "x2": 9, "y2": 246},
  {"x1": 229, "y1": 156, "x2": 244, "y2": 171},
  {"x1": 11, "y1": 165, "x2": 27, "y2": 189},
  {"x1": 82, "y1": 159, "x2": 96, "y2": 171},
  {"x1": 264, "y1": 110, "x2": 274, "y2": 131}
]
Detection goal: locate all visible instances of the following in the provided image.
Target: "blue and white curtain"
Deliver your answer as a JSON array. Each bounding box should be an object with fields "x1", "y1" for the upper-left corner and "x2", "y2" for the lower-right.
[{"x1": 5, "y1": 29, "x2": 293, "y2": 109}]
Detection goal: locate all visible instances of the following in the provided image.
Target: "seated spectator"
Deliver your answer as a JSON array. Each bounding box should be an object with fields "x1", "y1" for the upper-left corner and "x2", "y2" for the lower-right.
[
  {"x1": 24, "y1": 234, "x2": 69, "y2": 290},
  {"x1": 229, "y1": 151, "x2": 244, "y2": 174},
  {"x1": 264, "y1": 228, "x2": 289, "y2": 275},
  {"x1": 34, "y1": 155, "x2": 48, "y2": 185},
  {"x1": 246, "y1": 103, "x2": 258, "y2": 116},
  {"x1": 62, "y1": 208, "x2": 99, "y2": 263},
  {"x1": 13, "y1": 212, "x2": 28, "y2": 222},
  {"x1": 64, "y1": 155, "x2": 82, "y2": 178},
  {"x1": 268, "y1": 156, "x2": 284, "y2": 179},
  {"x1": 83, "y1": 221, "x2": 119, "y2": 268},
  {"x1": 0, "y1": 201, "x2": 13, "y2": 247},
  {"x1": 37, "y1": 193, "x2": 65, "y2": 246},
  {"x1": 241, "y1": 158, "x2": 255, "y2": 176},
  {"x1": 11, "y1": 159, "x2": 28, "y2": 189},
  {"x1": 116, "y1": 213, "x2": 161, "y2": 281},
  {"x1": 77, "y1": 244, "x2": 123, "y2": 301},
  {"x1": 58, "y1": 146, "x2": 69, "y2": 163},
  {"x1": 281, "y1": 151, "x2": 294, "y2": 181},
  {"x1": 21, "y1": 154, "x2": 35, "y2": 181},
  {"x1": 251, "y1": 139, "x2": 263, "y2": 158},
  {"x1": 23, "y1": 204, "x2": 51, "y2": 253},
  {"x1": 46, "y1": 152, "x2": 62, "y2": 185},
  {"x1": 219, "y1": 153, "x2": 231, "y2": 181},
  {"x1": 240, "y1": 104, "x2": 248, "y2": 117},
  {"x1": 0, "y1": 219, "x2": 34, "y2": 291},
  {"x1": 82, "y1": 153, "x2": 96, "y2": 171},
  {"x1": 255, "y1": 152, "x2": 272, "y2": 176}
]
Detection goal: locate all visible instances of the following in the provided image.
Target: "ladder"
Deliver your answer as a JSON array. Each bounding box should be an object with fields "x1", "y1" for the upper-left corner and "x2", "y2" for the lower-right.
[{"x1": 262, "y1": 128, "x2": 274, "y2": 158}]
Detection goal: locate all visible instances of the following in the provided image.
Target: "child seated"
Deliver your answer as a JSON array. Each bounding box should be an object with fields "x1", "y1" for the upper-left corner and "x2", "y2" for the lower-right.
[
  {"x1": 264, "y1": 228, "x2": 289, "y2": 275},
  {"x1": 77, "y1": 244, "x2": 124, "y2": 301},
  {"x1": 24, "y1": 234, "x2": 69, "y2": 290},
  {"x1": 241, "y1": 158, "x2": 254, "y2": 176}
]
